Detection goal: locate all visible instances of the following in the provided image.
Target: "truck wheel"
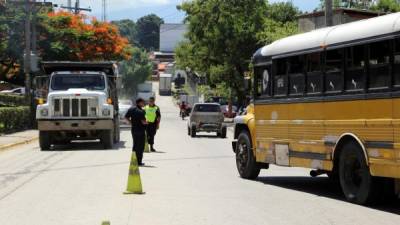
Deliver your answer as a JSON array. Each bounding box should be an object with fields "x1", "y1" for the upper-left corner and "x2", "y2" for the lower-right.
[
  {"x1": 39, "y1": 131, "x2": 51, "y2": 151},
  {"x1": 236, "y1": 130, "x2": 260, "y2": 180},
  {"x1": 191, "y1": 125, "x2": 196, "y2": 138},
  {"x1": 220, "y1": 126, "x2": 227, "y2": 139},
  {"x1": 339, "y1": 142, "x2": 379, "y2": 205},
  {"x1": 101, "y1": 130, "x2": 114, "y2": 149}
]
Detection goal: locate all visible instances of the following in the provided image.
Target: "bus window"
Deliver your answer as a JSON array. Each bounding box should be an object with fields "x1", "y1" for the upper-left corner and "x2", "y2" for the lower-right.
[
  {"x1": 288, "y1": 56, "x2": 305, "y2": 96},
  {"x1": 369, "y1": 41, "x2": 391, "y2": 90},
  {"x1": 255, "y1": 67, "x2": 271, "y2": 98},
  {"x1": 345, "y1": 45, "x2": 366, "y2": 92},
  {"x1": 325, "y1": 49, "x2": 344, "y2": 93},
  {"x1": 394, "y1": 39, "x2": 400, "y2": 87},
  {"x1": 306, "y1": 53, "x2": 323, "y2": 94},
  {"x1": 274, "y1": 59, "x2": 288, "y2": 96}
]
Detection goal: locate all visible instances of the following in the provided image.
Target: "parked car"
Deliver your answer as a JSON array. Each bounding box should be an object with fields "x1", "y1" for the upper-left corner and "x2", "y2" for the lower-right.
[
  {"x1": 119, "y1": 100, "x2": 132, "y2": 127},
  {"x1": 187, "y1": 103, "x2": 226, "y2": 138},
  {"x1": 0, "y1": 87, "x2": 25, "y2": 95},
  {"x1": 220, "y1": 105, "x2": 238, "y2": 118}
]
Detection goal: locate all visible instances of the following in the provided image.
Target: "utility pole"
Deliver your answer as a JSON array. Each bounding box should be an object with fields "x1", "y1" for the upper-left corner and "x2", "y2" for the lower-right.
[
  {"x1": 102, "y1": 0, "x2": 107, "y2": 22},
  {"x1": 325, "y1": 0, "x2": 334, "y2": 27},
  {"x1": 24, "y1": 0, "x2": 33, "y2": 126},
  {"x1": 67, "y1": 0, "x2": 72, "y2": 12},
  {"x1": 60, "y1": 0, "x2": 91, "y2": 14}
]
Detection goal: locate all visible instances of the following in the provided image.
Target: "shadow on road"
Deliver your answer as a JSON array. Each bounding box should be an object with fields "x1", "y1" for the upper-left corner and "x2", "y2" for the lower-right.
[
  {"x1": 51, "y1": 141, "x2": 126, "y2": 151},
  {"x1": 257, "y1": 176, "x2": 400, "y2": 215}
]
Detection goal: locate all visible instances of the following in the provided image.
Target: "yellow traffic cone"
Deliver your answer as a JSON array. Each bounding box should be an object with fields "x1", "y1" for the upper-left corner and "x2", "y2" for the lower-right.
[
  {"x1": 144, "y1": 133, "x2": 150, "y2": 153},
  {"x1": 124, "y1": 152, "x2": 145, "y2": 194},
  {"x1": 101, "y1": 221, "x2": 110, "y2": 225}
]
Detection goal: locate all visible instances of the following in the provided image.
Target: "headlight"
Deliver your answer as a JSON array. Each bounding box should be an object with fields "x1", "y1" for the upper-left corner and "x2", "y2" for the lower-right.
[
  {"x1": 102, "y1": 108, "x2": 111, "y2": 116},
  {"x1": 40, "y1": 108, "x2": 48, "y2": 117}
]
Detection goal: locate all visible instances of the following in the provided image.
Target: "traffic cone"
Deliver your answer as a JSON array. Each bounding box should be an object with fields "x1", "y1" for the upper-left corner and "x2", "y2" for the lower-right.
[
  {"x1": 144, "y1": 133, "x2": 150, "y2": 153},
  {"x1": 101, "y1": 221, "x2": 110, "y2": 225},
  {"x1": 124, "y1": 152, "x2": 145, "y2": 194}
]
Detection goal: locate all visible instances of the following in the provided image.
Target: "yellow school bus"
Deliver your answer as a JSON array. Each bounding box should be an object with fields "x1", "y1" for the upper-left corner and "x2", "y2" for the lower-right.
[{"x1": 232, "y1": 13, "x2": 400, "y2": 205}]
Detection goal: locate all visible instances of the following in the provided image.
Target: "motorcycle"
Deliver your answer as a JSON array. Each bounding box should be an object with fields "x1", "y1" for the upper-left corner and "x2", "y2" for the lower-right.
[{"x1": 180, "y1": 107, "x2": 191, "y2": 120}]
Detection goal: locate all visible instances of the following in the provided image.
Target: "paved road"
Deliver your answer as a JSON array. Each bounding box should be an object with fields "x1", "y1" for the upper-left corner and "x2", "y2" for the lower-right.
[{"x1": 0, "y1": 88, "x2": 399, "y2": 225}]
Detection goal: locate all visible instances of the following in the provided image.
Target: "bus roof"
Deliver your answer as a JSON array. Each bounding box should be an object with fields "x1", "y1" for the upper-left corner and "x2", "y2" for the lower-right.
[{"x1": 254, "y1": 12, "x2": 400, "y2": 62}]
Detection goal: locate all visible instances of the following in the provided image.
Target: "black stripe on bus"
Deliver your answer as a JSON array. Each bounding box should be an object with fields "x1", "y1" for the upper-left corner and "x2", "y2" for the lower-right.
[
  {"x1": 289, "y1": 150, "x2": 329, "y2": 160},
  {"x1": 324, "y1": 141, "x2": 336, "y2": 147},
  {"x1": 365, "y1": 141, "x2": 394, "y2": 149},
  {"x1": 254, "y1": 91, "x2": 396, "y2": 105}
]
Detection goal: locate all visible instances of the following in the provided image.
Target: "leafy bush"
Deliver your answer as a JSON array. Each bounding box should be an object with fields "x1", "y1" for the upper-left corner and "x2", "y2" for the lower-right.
[
  {"x1": 0, "y1": 94, "x2": 26, "y2": 107},
  {"x1": 0, "y1": 106, "x2": 30, "y2": 133}
]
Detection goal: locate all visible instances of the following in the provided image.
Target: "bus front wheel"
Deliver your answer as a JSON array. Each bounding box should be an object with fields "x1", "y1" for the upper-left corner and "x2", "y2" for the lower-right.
[
  {"x1": 339, "y1": 142, "x2": 379, "y2": 205},
  {"x1": 236, "y1": 130, "x2": 260, "y2": 180}
]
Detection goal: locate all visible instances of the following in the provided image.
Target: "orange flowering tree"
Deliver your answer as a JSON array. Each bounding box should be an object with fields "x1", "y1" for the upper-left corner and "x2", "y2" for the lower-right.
[{"x1": 39, "y1": 11, "x2": 132, "y2": 61}]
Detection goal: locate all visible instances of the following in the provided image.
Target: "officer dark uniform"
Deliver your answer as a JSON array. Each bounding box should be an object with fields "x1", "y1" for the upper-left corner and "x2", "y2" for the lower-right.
[
  {"x1": 145, "y1": 97, "x2": 161, "y2": 152},
  {"x1": 125, "y1": 98, "x2": 147, "y2": 165}
]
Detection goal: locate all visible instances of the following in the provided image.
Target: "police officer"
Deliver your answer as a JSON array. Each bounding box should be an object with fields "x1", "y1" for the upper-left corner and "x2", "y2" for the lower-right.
[
  {"x1": 144, "y1": 97, "x2": 161, "y2": 152},
  {"x1": 125, "y1": 98, "x2": 148, "y2": 166}
]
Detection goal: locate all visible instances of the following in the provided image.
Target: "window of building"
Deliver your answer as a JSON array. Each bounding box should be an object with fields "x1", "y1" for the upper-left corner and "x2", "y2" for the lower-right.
[
  {"x1": 325, "y1": 49, "x2": 344, "y2": 93},
  {"x1": 369, "y1": 40, "x2": 391, "y2": 90},
  {"x1": 345, "y1": 45, "x2": 366, "y2": 92}
]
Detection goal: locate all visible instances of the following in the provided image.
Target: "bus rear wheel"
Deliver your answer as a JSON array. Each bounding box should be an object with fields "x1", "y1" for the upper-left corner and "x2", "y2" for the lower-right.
[
  {"x1": 339, "y1": 142, "x2": 379, "y2": 205},
  {"x1": 236, "y1": 130, "x2": 260, "y2": 180}
]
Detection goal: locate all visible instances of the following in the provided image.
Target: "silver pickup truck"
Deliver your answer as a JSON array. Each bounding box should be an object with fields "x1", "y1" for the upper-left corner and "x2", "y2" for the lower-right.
[{"x1": 187, "y1": 103, "x2": 227, "y2": 138}]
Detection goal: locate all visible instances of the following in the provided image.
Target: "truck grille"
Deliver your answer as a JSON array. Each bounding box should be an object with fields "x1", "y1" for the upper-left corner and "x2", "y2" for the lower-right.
[{"x1": 53, "y1": 98, "x2": 97, "y2": 117}]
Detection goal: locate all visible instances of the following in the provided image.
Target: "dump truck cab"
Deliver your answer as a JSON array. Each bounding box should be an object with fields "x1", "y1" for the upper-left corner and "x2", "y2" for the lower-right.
[{"x1": 36, "y1": 62, "x2": 120, "y2": 150}]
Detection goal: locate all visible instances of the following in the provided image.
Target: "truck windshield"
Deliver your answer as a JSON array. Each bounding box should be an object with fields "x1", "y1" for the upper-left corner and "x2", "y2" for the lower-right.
[{"x1": 51, "y1": 74, "x2": 106, "y2": 91}]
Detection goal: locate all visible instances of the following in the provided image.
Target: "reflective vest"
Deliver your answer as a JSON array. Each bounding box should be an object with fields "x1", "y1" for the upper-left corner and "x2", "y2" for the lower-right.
[{"x1": 144, "y1": 105, "x2": 158, "y2": 123}]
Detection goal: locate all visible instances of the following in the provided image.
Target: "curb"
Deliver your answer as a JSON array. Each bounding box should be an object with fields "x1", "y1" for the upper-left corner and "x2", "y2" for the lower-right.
[{"x1": 0, "y1": 136, "x2": 39, "y2": 152}]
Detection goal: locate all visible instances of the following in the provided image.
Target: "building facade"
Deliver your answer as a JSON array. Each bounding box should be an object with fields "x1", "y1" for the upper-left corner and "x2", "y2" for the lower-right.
[{"x1": 298, "y1": 8, "x2": 384, "y2": 32}]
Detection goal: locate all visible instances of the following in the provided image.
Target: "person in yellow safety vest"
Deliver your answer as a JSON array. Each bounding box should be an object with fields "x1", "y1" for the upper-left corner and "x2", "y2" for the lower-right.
[{"x1": 144, "y1": 97, "x2": 161, "y2": 152}]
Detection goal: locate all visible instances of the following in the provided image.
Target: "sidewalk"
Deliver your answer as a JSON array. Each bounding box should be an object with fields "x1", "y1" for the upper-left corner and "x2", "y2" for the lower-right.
[{"x1": 0, "y1": 130, "x2": 38, "y2": 151}]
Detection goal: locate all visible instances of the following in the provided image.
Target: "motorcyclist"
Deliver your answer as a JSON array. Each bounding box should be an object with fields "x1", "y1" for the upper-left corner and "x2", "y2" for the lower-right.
[{"x1": 180, "y1": 101, "x2": 187, "y2": 118}]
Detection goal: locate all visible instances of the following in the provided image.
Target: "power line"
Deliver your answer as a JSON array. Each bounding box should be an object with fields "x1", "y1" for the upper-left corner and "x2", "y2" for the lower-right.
[{"x1": 60, "y1": 0, "x2": 91, "y2": 14}]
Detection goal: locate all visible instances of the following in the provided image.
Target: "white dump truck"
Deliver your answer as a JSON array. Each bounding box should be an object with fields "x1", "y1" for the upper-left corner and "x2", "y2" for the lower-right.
[
  {"x1": 159, "y1": 73, "x2": 172, "y2": 96},
  {"x1": 36, "y1": 62, "x2": 121, "y2": 150}
]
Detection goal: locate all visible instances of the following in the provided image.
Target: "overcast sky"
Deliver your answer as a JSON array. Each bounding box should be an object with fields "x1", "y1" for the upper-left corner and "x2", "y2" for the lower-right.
[{"x1": 50, "y1": 0, "x2": 320, "y2": 22}]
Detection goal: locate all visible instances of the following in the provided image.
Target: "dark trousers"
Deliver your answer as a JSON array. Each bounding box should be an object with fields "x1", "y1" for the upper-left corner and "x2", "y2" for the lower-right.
[
  {"x1": 132, "y1": 132, "x2": 145, "y2": 164},
  {"x1": 146, "y1": 123, "x2": 157, "y2": 145}
]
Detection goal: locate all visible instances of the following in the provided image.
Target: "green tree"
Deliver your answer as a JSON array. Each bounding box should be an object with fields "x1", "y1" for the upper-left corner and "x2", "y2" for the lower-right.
[
  {"x1": 319, "y1": 0, "x2": 400, "y2": 12},
  {"x1": 176, "y1": 0, "x2": 267, "y2": 103},
  {"x1": 258, "y1": 2, "x2": 299, "y2": 44},
  {"x1": 0, "y1": 1, "x2": 26, "y2": 84},
  {"x1": 119, "y1": 47, "x2": 152, "y2": 98},
  {"x1": 135, "y1": 14, "x2": 164, "y2": 51},
  {"x1": 266, "y1": 1, "x2": 300, "y2": 23},
  {"x1": 372, "y1": 0, "x2": 400, "y2": 12},
  {"x1": 111, "y1": 19, "x2": 138, "y2": 46},
  {"x1": 319, "y1": 0, "x2": 372, "y2": 9},
  {"x1": 257, "y1": 19, "x2": 298, "y2": 45}
]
